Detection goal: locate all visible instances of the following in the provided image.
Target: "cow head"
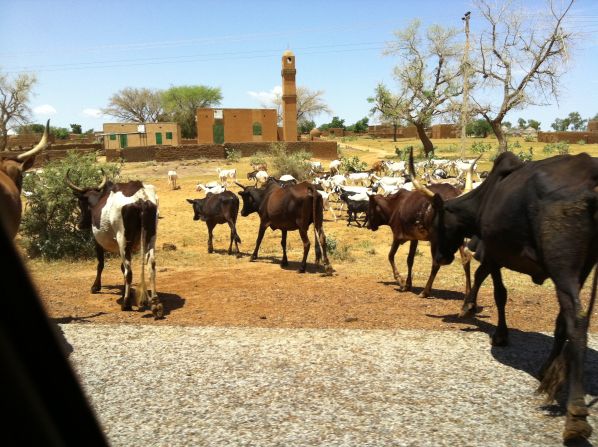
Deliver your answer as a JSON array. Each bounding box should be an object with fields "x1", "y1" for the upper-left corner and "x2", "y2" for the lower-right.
[
  {"x1": 366, "y1": 194, "x2": 390, "y2": 231},
  {"x1": 65, "y1": 170, "x2": 108, "y2": 230},
  {"x1": 235, "y1": 182, "x2": 263, "y2": 217},
  {"x1": 0, "y1": 120, "x2": 49, "y2": 192},
  {"x1": 186, "y1": 198, "x2": 207, "y2": 221}
]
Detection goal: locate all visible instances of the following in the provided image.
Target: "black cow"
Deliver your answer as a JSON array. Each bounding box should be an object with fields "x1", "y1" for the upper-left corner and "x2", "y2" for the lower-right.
[
  {"x1": 413, "y1": 149, "x2": 598, "y2": 441},
  {"x1": 339, "y1": 191, "x2": 369, "y2": 227},
  {"x1": 186, "y1": 191, "x2": 241, "y2": 256},
  {"x1": 235, "y1": 181, "x2": 333, "y2": 274}
]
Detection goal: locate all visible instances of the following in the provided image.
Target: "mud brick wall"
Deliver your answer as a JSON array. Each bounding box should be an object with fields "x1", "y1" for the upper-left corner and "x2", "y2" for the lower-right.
[
  {"x1": 7, "y1": 133, "x2": 56, "y2": 148},
  {"x1": 537, "y1": 131, "x2": 598, "y2": 144},
  {"x1": 587, "y1": 120, "x2": 598, "y2": 132},
  {"x1": 155, "y1": 145, "x2": 225, "y2": 161},
  {"x1": 120, "y1": 146, "x2": 156, "y2": 162},
  {"x1": 224, "y1": 141, "x2": 338, "y2": 159},
  {"x1": 431, "y1": 124, "x2": 458, "y2": 139}
]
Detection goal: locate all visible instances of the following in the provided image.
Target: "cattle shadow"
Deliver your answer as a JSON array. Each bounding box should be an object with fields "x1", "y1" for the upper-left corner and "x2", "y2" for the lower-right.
[
  {"x1": 378, "y1": 281, "x2": 466, "y2": 301},
  {"x1": 250, "y1": 255, "x2": 331, "y2": 274},
  {"x1": 426, "y1": 312, "x2": 598, "y2": 404},
  {"x1": 50, "y1": 313, "x2": 109, "y2": 358},
  {"x1": 209, "y1": 248, "x2": 249, "y2": 258},
  {"x1": 104, "y1": 286, "x2": 185, "y2": 319}
]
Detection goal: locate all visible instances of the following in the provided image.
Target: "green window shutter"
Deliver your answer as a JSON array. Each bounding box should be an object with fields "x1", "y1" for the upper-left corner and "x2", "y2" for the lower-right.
[
  {"x1": 155, "y1": 132, "x2": 163, "y2": 145},
  {"x1": 166, "y1": 132, "x2": 173, "y2": 140},
  {"x1": 252, "y1": 122, "x2": 262, "y2": 136},
  {"x1": 109, "y1": 134, "x2": 116, "y2": 140}
]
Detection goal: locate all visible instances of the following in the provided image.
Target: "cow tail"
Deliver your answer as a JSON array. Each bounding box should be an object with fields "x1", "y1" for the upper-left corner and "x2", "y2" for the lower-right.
[{"x1": 310, "y1": 184, "x2": 324, "y2": 258}]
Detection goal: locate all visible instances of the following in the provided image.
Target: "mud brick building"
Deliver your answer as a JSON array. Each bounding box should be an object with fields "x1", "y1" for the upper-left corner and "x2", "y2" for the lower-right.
[
  {"x1": 196, "y1": 108, "x2": 278, "y2": 144},
  {"x1": 103, "y1": 122, "x2": 180, "y2": 149}
]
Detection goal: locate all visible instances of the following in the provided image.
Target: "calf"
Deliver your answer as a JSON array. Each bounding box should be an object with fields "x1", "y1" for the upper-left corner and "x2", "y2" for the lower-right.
[
  {"x1": 236, "y1": 181, "x2": 333, "y2": 274},
  {"x1": 340, "y1": 191, "x2": 369, "y2": 227},
  {"x1": 186, "y1": 191, "x2": 241, "y2": 256}
]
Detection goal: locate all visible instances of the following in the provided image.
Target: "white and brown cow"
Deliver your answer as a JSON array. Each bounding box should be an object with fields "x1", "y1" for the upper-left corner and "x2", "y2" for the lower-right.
[{"x1": 66, "y1": 171, "x2": 163, "y2": 318}]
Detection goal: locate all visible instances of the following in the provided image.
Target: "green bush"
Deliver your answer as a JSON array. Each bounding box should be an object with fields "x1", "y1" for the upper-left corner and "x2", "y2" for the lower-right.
[
  {"x1": 250, "y1": 151, "x2": 268, "y2": 167},
  {"x1": 340, "y1": 155, "x2": 368, "y2": 173},
  {"x1": 509, "y1": 140, "x2": 522, "y2": 150},
  {"x1": 21, "y1": 151, "x2": 121, "y2": 259},
  {"x1": 224, "y1": 147, "x2": 241, "y2": 163},
  {"x1": 470, "y1": 141, "x2": 492, "y2": 154},
  {"x1": 515, "y1": 148, "x2": 533, "y2": 162},
  {"x1": 269, "y1": 142, "x2": 312, "y2": 180},
  {"x1": 524, "y1": 135, "x2": 536, "y2": 142},
  {"x1": 543, "y1": 141, "x2": 570, "y2": 155},
  {"x1": 325, "y1": 234, "x2": 354, "y2": 261},
  {"x1": 577, "y1": 139, "x2": 586, "y2": 145}
]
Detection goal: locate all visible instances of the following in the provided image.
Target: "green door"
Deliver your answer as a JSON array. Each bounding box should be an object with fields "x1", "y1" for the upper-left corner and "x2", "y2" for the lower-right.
[
  {"x1": 119, "y1": 134, "x2": 128, "y2": 148},
  {"x1": 213, "y1": 123, "x2": 224, "y2": 144},
  {"x1": 155, "y1": 132, "x2": 163, "y2": 145}
]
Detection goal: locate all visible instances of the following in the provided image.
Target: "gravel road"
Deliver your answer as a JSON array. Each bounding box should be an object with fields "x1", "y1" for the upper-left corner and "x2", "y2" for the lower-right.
[{"x1": 61, "y1": 324, "x2": 598, "y2": 446}]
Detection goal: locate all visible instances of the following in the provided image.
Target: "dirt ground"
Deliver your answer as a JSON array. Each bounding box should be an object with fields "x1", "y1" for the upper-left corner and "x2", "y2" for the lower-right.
[{"x1": 24, "y1": 138, "x2": 598, "y2": 335}]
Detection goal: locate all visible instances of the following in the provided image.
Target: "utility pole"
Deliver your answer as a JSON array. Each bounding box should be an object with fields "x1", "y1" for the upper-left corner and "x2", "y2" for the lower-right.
[{"x1": 460, "y1": 11, "x2": 471, "y2": 158}]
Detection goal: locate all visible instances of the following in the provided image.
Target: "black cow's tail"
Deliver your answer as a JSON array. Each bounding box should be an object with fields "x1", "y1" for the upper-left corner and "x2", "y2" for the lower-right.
[
  {"x1": 310, "y1": 184, "x2": 324, "y2": 258},
  {"x1": 138, "y1": 200, "x2": 148, "y2": 307}
]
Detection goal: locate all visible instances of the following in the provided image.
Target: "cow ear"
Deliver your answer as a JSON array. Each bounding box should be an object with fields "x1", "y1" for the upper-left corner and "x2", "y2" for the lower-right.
[
  {"x1": 21, "y1": 156, "x2": 36, "y2": 172},
  {"x1": 186, "y1": 199, "x2": 194, "y2": 204}
]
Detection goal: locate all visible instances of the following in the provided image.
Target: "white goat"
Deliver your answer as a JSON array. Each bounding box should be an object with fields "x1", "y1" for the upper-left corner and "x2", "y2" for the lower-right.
[
  {"x1": 217, "y1": 168, "x2": 237, "y2": 185},
  {"x1": 167, "y1": 170, "x2": 178, "y2": 190},
  {"x1": 329, "y1": 159, "x2": 341, "y2": 175}
]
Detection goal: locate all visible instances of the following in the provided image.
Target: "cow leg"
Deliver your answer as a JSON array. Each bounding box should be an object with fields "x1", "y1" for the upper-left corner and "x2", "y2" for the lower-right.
[
  {"x1": 459, "y1": 244, "x2": 472, "y2": 298},
  {"x1": 388, "y1": 239, "x2": 406, "y2": 288},
  {"x1": 250, "y1": 224, "x2": 267, "y2": 261},
  {"x1": 118, "y1": 237, "x2": 134, "y2": 311},
  {"x1": 207, "y1": 222, "x2": 215, "y2": 253},
  {"x1": 489, "y1": 267, "x2": 508, "y2": 346},
  {"x1": 401, "y1": 240, "x2": 418, "y2": 293},
  {"x1": 280, "y1": 230, "x2": 289, "y2": 267},
  {"x1": 459, "y1": 261, "x2": 492, "y2": 318},
  {"x1": 91, "y1": 242, "x2": 104, "y2": 293},
  {"x1": 227, "y1": 219, "x2": 241, "y2": 257},
  {"x1": 538, "y1": 310, "x2": 566, "y2": 382},
  {"x1": 298, "y1": 228, "x2": 310, "y2": 273}
]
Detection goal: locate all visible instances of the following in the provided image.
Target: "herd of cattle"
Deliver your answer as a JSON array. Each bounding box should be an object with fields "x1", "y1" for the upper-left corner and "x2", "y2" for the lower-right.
[{"x1": 1, "y1": 122, "x2": 598, "y2": 441}]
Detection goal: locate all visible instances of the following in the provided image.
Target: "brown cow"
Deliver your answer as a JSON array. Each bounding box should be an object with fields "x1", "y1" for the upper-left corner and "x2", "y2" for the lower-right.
[
  {"x1": 0, "y1": 120, "x2": 49, "y2": 238},
  {"x1": 367, "y1": 183, "x2": 471, "y2": 298},
  {"x1": 236, "y1": 181, "x2": 333, "y2": 274}
]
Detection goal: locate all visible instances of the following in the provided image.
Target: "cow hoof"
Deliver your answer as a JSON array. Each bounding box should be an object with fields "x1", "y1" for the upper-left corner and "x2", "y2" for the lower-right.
[
  {"x1": 208, "y1": 249, "x2": 214, "y2": 254},
  {"x1": 458, "y1": 305, "x2": 476, "y2": 318},
  {"x1": 491, "y1": 332, "x2": 509, "y2": 347},
  {"x1": 298, "y1": 268, "x2": 306, "y2": 274},
  {"x1": 418, "y1": 290, "x2": 429, "y2": 298},
  {"x1": 90, "y1": 285, "x2": 101, "y2": 294},
  {"x1": 152, "y1": 303, "x2": 165, "y2": 320},
  {"x1": 398, "y1": 285, "x2": 411, "y2": 292},
  {"x1": 564, "y1": 409, "x2": 592, "y2": 441},
  {"x1": 250, "y1": 255, "x2": 258, "y2": 262},
  {"x1": 121, "y1": 304, "x2": 132, "y2": 311}
]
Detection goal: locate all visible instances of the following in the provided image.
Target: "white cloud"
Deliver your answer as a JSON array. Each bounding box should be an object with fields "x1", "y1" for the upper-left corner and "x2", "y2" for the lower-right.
[
  {"x1": 82, "y1": 108, "x2": 103, "y2": 118},
  {"x1": 247, "y1": 85, "x2": 282, "y2": 105},
  {"x1": 33, "y1": 104, "x2": 57, "y2": 116}
]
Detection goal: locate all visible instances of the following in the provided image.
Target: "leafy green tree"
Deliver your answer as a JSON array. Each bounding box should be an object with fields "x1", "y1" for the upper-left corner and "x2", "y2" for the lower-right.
[
  {"x1": 162, "y1": 85, "x2": 222, "y2": 139},
  {"x1": 527, "y1": 119, "x2": 541, "y2": 131},
  {"x1": 367, "y1": 83, "x2": 403, "y2": 141},
  {"x1": 17, "y1": 123, "x2": 46, "y2": 134},
  {"x1": 298, "y1": 119, "x2": 316, "y2": 134},
  {"x1": 21, "y1": 151, "x2": 121, "y2": 259},
  {"x1": 551, "y1": 117, "x2": 570, "y2": 131},
  {"x1": 466, "y1": 119, "x2": 493, "y2": 137},
  {"x1": 70, "y1": 123, "x2": 82, "y2": 134},
  {"x1": 51, "y1": 127, "x2": 70, "y2": 139},
  {"x1": 517, "y1": 118, "x2": 527, "y2": 129},
  {"x1": 347, "y1": 117, "x2": 369, "y2": 133},
  {"x1": 567, "y1": 111, "x2": 587, "y2": 130},
  {"x1": 319, "y1": 116, "x2": 346, "y2": 131}
]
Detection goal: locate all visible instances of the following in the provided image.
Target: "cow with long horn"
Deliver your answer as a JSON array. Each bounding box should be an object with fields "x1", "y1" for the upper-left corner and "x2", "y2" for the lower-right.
[
  {"x1": 415, "y1": 144, "x2": 598, "y2": 442},
  {"x1": 0, "y1": 120, "x2": 49, "y2": 238},
  {"x1": 66, "y1": 170, "x2": 163, "y2": 319}
]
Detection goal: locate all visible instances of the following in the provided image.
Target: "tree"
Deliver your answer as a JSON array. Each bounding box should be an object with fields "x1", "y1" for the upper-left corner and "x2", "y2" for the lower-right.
[
  {"x1": 551, "y1": 117, "x2": 570, "y2": 131},
  {"x1": 162, "y1": 85, "x2": 222, "y2": 139},
  {"x1": 0, "y1": 72, "x2": 37, "y2": 151},
  {"x1": 382, "y1": 20, "x2": 463, "y2": 155},
  {"x1": 367, "y1": 83, "x2": 403, "y2": 141},
  {"x1": 527, "y1": 119, "x2": 541, "y2": 131},
  {"x1": 466, "y1": 118, "x2": 493, "y2": 137},
  {"x1": 503, "y1": 121, "x2": 512, "y2": 129},
  {"x1": 268, "y1": 86, "x2": 331, "y2": 125},
  {"x1": 471, "y1": 0, "x2": 575, "y2": 152},
  {"x1": 17, "y1": 123, "x2": 46, "y2": 134},
  {"x1": 70, "y1": 124, "x2": 82, "y2": 134},
  {"x1": 319, "y1": 116, "x2": 346, "y2": 131},
  {"x1": 347, "y1": 117, "x2": 369, "y2": 133},
  {"x1": 298, "y1": 119, "x2": 316, "y2": 134},
  {"x1": 103, "y1": 87, "x2": 164, "y2": 123},
  {"x1": 517, "y1": 118, "x2": 527, "y2": 129},
  {"x1": 567, "y1": 111, "x2": 586, "y2": 130}
]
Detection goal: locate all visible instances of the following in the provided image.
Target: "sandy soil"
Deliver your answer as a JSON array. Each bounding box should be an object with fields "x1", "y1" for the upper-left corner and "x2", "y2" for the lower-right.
[{"x1": 24, "y1": 146, "x2": 598, "y2": 335}]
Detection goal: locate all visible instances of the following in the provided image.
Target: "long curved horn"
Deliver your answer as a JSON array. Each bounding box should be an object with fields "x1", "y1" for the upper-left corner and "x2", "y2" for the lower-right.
[
  {"x1": 408, "y1": 146, "x2": 435, "y2": 199},
  {"x1": 65, "y1": 169, "x2": 85, "y2": 193},
  {"x1": 463, "y1": 154, "x2": 483, "y2": 194},
  {"x1": 234, "y1": 182, "x2": 246, "y2": 190},
  {"x1": 17, "y1": 119, "x2": 50, "y2": 161},
  {"x1": 96, "y1": 169, "x2": 107, "y2": 190}
]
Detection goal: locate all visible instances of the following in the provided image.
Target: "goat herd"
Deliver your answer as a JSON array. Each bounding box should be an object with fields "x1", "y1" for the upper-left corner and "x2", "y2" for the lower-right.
[{"x1": 2, "y1": 122, "x2": 598, "y2": 442}]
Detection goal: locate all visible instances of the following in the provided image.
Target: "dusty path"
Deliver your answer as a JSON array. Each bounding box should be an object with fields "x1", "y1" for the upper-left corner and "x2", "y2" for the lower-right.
[{"x1": 63, "y1": 324, "x2": 598, "y2": 446}]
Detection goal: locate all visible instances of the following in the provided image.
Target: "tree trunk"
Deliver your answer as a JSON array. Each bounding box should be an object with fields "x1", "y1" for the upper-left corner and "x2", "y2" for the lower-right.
[
  {"x1": 415, "y1": 123, "x2": 434, "y2": 157},
  {"x1": 393, "y1": 123, "x2": 397, "y2": 142},
  {"x1": 489, "y1": 119, "x2": 508, "y2": 153},
  {"x1": 0, "y1": 131, "x2": 7, "y2": 151}
]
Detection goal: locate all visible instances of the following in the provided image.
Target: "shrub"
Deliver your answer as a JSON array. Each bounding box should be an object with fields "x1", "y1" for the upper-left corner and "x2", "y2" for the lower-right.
[
  {"x1": 340, "y1": 155, "x2": 368, "y2": 173},
  {"x1": 470, "y1": 141, "x2": 492, "y2": 154},
  {"x1": 325, "y1": 234, "x2": 354, "y2": 261},
  {"x1": 21, "y1": 151, "x2": 121, "y2": 259},
  {"x1": 509, "y1": 140, "x2": 522, "y2": 150},
  {"x1": 249, "y1": 151, "x2": 268, "y2": 167},
  {"x1": 516, "y1": 148, "x2": 533, "y2": 162},
  {"x1": 577, "y1": 139, "x2": 586, "y2": 145},
  {"x1": 524, "y1": 135, "x2": 536, "y2": 142},
  {"x1": 543, "y1": 141, "x2": 569, "y2": 155},
  {"x1": 224, "y1": 147, "x2": 241, "y2": 163},
  {"x1": 269, "y1": 142, "x2": 312, "y2": 180}
]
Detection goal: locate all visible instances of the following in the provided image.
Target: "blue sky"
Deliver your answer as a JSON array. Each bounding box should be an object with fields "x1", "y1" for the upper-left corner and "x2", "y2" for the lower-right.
[{"x1": 2, "y1": 0, "x2": 598, "y2": 132}]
